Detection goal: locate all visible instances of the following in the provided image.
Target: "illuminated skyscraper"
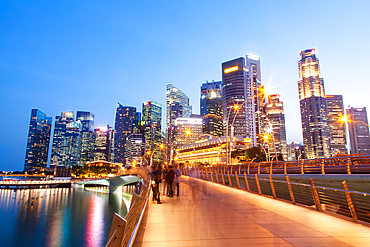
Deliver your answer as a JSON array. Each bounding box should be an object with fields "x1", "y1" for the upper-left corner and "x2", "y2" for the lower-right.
[
  {"x1": 24, "y1": 109, "x2": 52, "y2": 171},
  {"x1": 200, "y1": 80, "x2": 223, "y2": 137},
  {"x1": 221, "y1": 57, "x2": 248, "y2": 138},
  {"x1": 246, "y1": 54, "x2": 265, "y2": 146},
  {"x1": 346, "y1": 107, "x2": 370, "y2": 155},
  {"x1": 298, "y1": 49, "x2": 331, "y2": 159},
  {"x1": 51, "y1": 112, "x2": 82, "y2": 168},
  {"x1": 94, "y1": 125, "x2": 113, "y2": 161},
  {"x1": 325, "y1": 95, "x2": 348, "y2": 155},
  {"x1": 142, "y1": 101, "x2": 162, "y2": 151},
  {"x1": 125, "y1": 133, "x2": 146, "y2": 165},
  {"x1": 113, "y1": 104, "x2": 138, "y2": 164},
  {"x1": 265, "y1": 94, "x2": 287, "y2": 160},
  {"x1": 174, "y1": 117, "x2": 203, "y2": 146},
  {"x1": 76, "y1": 111, "x2": 95, "y2": 165}
]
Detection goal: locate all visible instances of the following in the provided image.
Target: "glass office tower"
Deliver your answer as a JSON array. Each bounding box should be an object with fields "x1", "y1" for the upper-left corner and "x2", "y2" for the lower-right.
[
  {"x1": 76, "y1": 111, "x2": 95, "y2": 165},
  {"x1": 325, "y1": 95, "x2": 348, "y2": 155},
  {"x1": 265, "y1": 94, "x2": 288, "y2": 160},
  {"x1": 298, "y1": 49, "x2": 331, "y2": 159},
  {"x1": 94, "y1": 125, "x2": 113, "y2": 161},
  {"x1": 113, "y1": 103, "x2": 138, "y2": 164},
  {"x1": 346, "y1": 107, "x2": 370, "y2": 155},
  {"x1": 24, "y1": 109, "x2": 52, "y2": 171},
  {"x1": 51, "y1": 112, "x2": 82, "y2": 168},
  {"x1": 200, "y1": 80, "x2": 223, "y2": 137},
  {"x1": 142, "y1": 101, "x2": 162, "y2": 152}
]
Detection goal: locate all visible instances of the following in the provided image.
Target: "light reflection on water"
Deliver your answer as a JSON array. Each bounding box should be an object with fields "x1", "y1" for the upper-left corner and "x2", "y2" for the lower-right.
[{"x1": 0, "y1": 185, "x2": 133, "y2": 247}]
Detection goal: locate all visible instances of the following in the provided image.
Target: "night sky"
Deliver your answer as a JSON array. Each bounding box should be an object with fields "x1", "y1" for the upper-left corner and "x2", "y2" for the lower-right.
[{"x1": 1, "y1": 1, "x2": 369, "y2": 171}]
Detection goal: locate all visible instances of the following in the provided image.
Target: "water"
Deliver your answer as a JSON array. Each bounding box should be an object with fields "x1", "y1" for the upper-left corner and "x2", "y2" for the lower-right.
[{"x1": 0, "y1": 184, "x2": 133, "y2": 247}]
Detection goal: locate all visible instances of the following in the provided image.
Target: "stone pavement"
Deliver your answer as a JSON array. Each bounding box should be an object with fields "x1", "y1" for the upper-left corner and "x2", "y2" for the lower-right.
[{"x1": 133, "y1": 176, "x2": 370, "y2": 247}]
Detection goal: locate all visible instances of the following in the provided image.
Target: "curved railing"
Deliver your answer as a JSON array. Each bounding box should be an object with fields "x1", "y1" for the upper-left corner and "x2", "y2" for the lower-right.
[
  {"x1": 105, "y1": 167, "x2": 151, "y2": 247},
  {"x1": 184, "y1": 167, "x2": 370, "y2": 224}
]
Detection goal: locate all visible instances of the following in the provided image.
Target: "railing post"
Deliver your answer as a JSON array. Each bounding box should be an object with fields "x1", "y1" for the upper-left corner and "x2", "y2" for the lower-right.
[
  {"x1": 342, "y1": 180, "x2": 358, "y2": 222},
  {"x1": 255, "y1": 173, "x2": 261, "y2": 195},
  {"x1": 235, "y1": 172, "x2": 240, "y2": 189},
  {"x1": 258, "y1": 164, "x2": 260, "y2": 174},
  {"x1": 215, "y1": 171, "x2": 219, "y2": 183},
  {"x1": 269, "y1": 174, "x2": 277, "y2": 199},
  {"x1": 206, "y1": 170, "x2": 209, "y2": 181},
  {"x1": 346, "y1": 158, "x2": 352, "y2": 174},
  {"x1": 321, "y1": 160, "x2": 325, "y2": 174},
  {"x1": 244, "y1": 172, "x2": 250, "y2": 192},
  {"x1": 270, "y1": 162, "x2": 273, "y2": 174},
  {"x1": 238, "y1": 165, "x2": 241, "y2": 175},
  {"x1": 197, "y1": 169, "x2": 200, "y2": 178},
  {"x1": 308, "y1": 178, "x2": 322, "y2": 211},
  {"x1": 301, "y1": 161, "x2": 304, "y2": 174},
  {"x1": 221, "y1": 171, "x2": 225, "y2": 185},
  {"x1": 227, "y1": 171, "x2": 232, "y2": 187},
  {"x1": 247, "y1": 164, "x2": 250, "y2": 174},
  {"x1": 210, "y1": 171, "x2": 214, "y2": 182},
  {"x1": 284, "y1": 164, "x2": 287, "y2": 174},
  {"x1": 286, "y1": 175, "x2": 296, "y2": 204}
]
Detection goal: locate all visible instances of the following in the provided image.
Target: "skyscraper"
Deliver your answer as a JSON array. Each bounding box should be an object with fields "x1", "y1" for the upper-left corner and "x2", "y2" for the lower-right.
[
  {"x1": 298, "y1": 49, "x2": 331, "y2": 159},
  {"x1": 142, "y1": 101, "x2": 162, "y2": 151},
  {"x1": 24, "y1": 109, "x2": 52, "y2": 171},
  {"x1": 94, "y1": 125, "x2": 113, "y2": 161},
  {"x1": 221, "y1": 57, "x2": 248, "y2": 138},
  {"x1": 113, "y1": 104, "x2": 138, "y2": 164},
  {"x1": 174, "y1": 117, "x2": 203, "y2": 146},
  {"x1": 325, "y1": 95, "x2": 348, "y2": 155},
  {"x1": 200, "y1": 80, "x2": 223, "y2": 137},
  {"x1": 246, "y1": 54, "x2": 265, "y2": 146},
  {"x1": 265, "y1": 94, "x2": 288, "y2": 160},
  {"x1": 51, "y1": 112, "x2": 82, "y2": 168},
  {"x1": 76, "y1": 111, "x2": 95, "y2": 165},
  {"x1": 346, "y1": 107, "x2": 370, "y2": 155},
  {"x1": 125, "y1": 133, "x2": 146, "y2": 165}
]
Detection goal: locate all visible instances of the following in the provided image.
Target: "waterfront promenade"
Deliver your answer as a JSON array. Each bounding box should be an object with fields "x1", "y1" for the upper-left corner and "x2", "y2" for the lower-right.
[{"x1": 134, "y1": 176, "x2": 370, "y2": 247}]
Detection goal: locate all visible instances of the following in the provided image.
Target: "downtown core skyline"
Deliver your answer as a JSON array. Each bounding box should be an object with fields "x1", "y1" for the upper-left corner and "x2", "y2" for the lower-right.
[{"x1": 1, "y1": 1, "x2": 370, "y2": 171}]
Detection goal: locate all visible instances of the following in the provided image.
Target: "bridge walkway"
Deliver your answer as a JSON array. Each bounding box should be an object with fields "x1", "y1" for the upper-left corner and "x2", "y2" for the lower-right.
[{"x1": 134, "y1": 176, "x2": 370, "y2": 247}]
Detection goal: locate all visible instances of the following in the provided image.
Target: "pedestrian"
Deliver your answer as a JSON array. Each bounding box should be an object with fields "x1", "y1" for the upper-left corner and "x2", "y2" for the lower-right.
[
  {"x1": 173, "y1": 165, "x2": 182, "y2": 196},
  {"x1": 165, "y1": 166, "x2": 175, "y2": 197},
  {"x1": 151, "y1": 165, "x2": 163, "y2": 204}
]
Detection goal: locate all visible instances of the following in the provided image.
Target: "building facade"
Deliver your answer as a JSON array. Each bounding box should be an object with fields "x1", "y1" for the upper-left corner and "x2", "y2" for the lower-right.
[
  {"x1": 76, "y1": 111, "x2": 95, "y2": 165},
  {"x1": 200, "y1": 80, "x2": 223, "y2": 137},
  {"x1": 298, "y1": 49, "x2": 331, "y2": 159},
  {"x1": 94, "y1": 126, "x2": 113, "y2": 162},
  {"x1": 24, "y1": 109, "x2": 52, "y2": 171},
  {"x1": 264, "y1": 94, "x2": 288, "y2": 160},
  {"x1": 346, "y1": 107, "x2": 370, "y2": 155},
  {"x1": 51, "y1": 112, "x2": 82, "y2": 168},
  {"x1": 142, "y1": 101, "x2": 162, "y2": 152},
  {"x1": 125, "y1": 133, "x2": 146, "y2": 165},
  {"x1": 325, "y1": 95, "x2": 348, "y2": 155},
  {"x1": 174, "y1": 117, "x2": 203, "y2": 146},
  {"x1": 113, "y1": 104, "x2": 138, "y2": 164}
]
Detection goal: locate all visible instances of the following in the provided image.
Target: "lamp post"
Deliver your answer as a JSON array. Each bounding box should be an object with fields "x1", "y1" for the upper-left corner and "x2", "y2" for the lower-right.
[
  {"x1": 255, "y1": 110, "x2": 278, "y2": 162},
  {"x1": 225, "y1": 105, "x2": 239, "y2": 165}
]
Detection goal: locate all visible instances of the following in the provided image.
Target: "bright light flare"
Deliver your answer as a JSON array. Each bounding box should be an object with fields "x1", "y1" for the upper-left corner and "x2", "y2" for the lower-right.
[{"x1": 224, "y1": 66, "x2": 239, "y2": 73}]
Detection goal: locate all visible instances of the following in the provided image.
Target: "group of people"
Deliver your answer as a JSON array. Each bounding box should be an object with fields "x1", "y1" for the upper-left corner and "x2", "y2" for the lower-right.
[{"x1": 151, "y1": 164, "x2": 182, "y2": 204}]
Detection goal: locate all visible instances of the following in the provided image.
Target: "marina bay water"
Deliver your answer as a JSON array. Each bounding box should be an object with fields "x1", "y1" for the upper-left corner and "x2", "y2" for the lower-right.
[{"x1": 0, "y1": 177, "x2": 133, "y2": 247}]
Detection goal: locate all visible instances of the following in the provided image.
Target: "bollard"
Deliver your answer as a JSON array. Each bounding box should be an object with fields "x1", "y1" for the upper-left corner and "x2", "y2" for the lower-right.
[
  {"x1": 244, "y1": 172, "x2": 250, "y2": 192},
  {"x1": 227, "y1": 171, "x2": 232, "y2": 187},
  {"x1": 221, "y1": 171, "x2": 225, "y2": 185},
  {"x1": 286, "y1": 176, "x2": 296, "y2": 204},
  {"x1": 235, "y1": 172, "x2": 240, "y2": 189},
  {"x1": 308, "y1": 178, "x2": 322, "y2": 211},
  {"x1": 269, "y1": 174, "x2": 277, "y2": 199},
  {"x1": 255, "y1": 173, "x2": 261, "y2": 195},
  {"x1": 342, "y1": 180, "x2": 358, "y2": 222}
]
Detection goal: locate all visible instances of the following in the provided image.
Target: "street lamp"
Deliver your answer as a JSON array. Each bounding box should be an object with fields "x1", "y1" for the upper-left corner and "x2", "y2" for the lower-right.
[
  {"x1": 255, "y1": 110, "x2": 278, "y2": 162},
  {"x1": 225, "y1": 104, "x2": 240, "y2": 165}
]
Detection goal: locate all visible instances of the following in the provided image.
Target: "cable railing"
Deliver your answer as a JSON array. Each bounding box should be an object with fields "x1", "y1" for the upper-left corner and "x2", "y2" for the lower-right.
[
  {"x1": 105, "y1": 167, "x2": 151, "y2": 247},
  {"x1": 182, "y1": 167, "x2": 370, "y2": 224}
]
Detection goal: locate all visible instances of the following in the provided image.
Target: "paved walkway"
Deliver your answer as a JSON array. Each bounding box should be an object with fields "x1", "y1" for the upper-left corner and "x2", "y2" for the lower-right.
[{"x1": 134, "y1": 176, "x2": 370, "y2": 247}]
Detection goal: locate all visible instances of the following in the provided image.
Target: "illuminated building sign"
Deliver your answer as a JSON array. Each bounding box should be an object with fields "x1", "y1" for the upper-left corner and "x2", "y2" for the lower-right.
[
  {"x1": 325, "y1": 95, "x2": 335, "y2": 98},
  {"x1": 224, "y1": 66, "x2": 239, "y2": 73}
]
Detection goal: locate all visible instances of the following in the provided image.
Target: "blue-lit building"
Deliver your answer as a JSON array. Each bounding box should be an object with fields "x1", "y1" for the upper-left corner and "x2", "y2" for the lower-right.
[
  {"x1": 24, "y1": 109, "x2": 52, "y2": 171},
  {"x1": 51, "y1": 112, "x2": 82, "y2": 168},
  {"x1": 298, "y1": 49, "x2": 331, "y2": 158},
  {"x1": 200, "y1": 80, "x2": 223, "y2": 137},
  {"x1": 76, "y1": 111, "x2": 95, "y2": 165},
  {"x1": 113, "y1": 104, "x2": 138, "y2": 164}
]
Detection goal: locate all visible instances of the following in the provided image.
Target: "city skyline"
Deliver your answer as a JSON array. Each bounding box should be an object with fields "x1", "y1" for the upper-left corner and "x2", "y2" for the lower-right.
[{"x1": 1, "y1": 1, "x2": 370, "y2": 171}]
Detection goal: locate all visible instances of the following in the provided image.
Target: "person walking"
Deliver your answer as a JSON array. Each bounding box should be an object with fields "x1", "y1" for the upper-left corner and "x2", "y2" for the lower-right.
[
  {"x1": 165, "y1": 166, "x2": 175, "y2": 197},
  {"x1": 173, "y1": 165, "x2": 182, "y2": 196},
  {"x1": 151, "y1": 165, "x2": 163, "y2": 204}
]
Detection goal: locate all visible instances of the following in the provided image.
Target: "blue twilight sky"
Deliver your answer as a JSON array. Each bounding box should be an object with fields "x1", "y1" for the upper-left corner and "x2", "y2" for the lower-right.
[{"x1": 1, "y1": 1, "x2": 369, "y2": 171}]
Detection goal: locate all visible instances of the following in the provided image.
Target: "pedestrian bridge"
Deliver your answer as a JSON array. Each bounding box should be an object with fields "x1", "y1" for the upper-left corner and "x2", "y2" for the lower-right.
[{"x1": 76, "y1": 175, "x2": 140, "y2": 193}]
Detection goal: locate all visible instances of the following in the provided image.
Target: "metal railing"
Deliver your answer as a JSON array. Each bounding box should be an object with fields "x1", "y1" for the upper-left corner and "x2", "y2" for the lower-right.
[
  {"x1": 183, "y1": 167, "x2": 370, "y2": 224},
  {"x1": 105, "y1": 167, "x2": 151, "y2": 247}
]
